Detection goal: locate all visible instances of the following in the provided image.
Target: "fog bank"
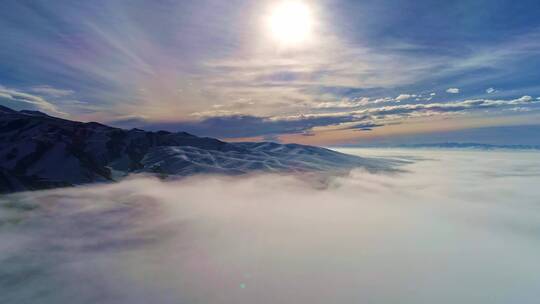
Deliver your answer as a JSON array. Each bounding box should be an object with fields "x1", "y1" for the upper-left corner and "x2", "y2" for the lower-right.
[{"x1": 1, "y1": 149, "x2": 540, "y2": 304}]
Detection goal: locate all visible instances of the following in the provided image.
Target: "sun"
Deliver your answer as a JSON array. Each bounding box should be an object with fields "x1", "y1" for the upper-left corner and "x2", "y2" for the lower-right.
[{"x1": 267, "y1": 1, "x2": 314, "y2": 47}]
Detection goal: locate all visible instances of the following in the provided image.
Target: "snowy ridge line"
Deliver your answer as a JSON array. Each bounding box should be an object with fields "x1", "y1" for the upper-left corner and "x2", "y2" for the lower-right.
[{"x1": 0, "y1": 105, "x2": 399, "y2": 193}]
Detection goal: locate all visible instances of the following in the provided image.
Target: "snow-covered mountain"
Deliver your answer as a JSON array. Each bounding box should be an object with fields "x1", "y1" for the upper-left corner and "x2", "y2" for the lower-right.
[{"x1": 0, "y1": 105, "x2": 394, "y2": 193}]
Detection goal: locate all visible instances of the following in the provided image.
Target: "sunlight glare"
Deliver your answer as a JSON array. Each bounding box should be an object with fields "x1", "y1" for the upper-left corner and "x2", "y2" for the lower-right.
[{"x1": 267, "y1": 1, "x2": 314, "y2": 47}]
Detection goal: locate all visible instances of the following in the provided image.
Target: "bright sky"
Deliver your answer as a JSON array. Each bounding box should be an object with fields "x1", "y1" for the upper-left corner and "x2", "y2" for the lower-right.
[{"x1": 1, "y1": 0, "x2": 540, "y2": 145}]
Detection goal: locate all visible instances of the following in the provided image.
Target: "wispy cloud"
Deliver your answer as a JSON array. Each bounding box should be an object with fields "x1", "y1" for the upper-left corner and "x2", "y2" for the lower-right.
[
  {"x1": 0, "y1": 86, "x2": 65, "y2": 115},
  {"x1": 111, "y1": 96, "x2": 540, "y2": 139},
  {"x1": 395, "y1": 94, "x2": 416, "y2": 101},
  {"x1": 30, "y1": 85, "x2": 74, "y2": 98}
]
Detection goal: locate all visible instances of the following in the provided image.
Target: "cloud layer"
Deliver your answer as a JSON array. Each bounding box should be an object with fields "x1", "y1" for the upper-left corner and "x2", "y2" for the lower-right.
[
  {"x1": 1, "y1": 149, "x2": 540, "y2": 304},
  {"x1": 112, "y1": 95, "x2": 540, "y2": 138}
]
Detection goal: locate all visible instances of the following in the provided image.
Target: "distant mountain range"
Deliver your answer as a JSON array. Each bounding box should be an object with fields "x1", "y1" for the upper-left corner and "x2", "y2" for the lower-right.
[
  {"x1": 0, "y1": 105, "x2": 394, "y2": 193},
  {"x1": 373, "y1": 143, "x2": 540, "y2": 150}
]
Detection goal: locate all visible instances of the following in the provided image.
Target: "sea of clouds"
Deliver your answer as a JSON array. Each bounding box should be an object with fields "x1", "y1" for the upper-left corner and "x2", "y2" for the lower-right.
[{"x1": 1, "y1": 149, "x2": 540, "y2": 304}]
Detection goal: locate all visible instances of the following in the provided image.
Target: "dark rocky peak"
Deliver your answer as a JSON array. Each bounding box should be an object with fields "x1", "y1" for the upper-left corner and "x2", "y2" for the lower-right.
[{"x1": 0, "y1": 105, "x2": 17, "y2": 114}]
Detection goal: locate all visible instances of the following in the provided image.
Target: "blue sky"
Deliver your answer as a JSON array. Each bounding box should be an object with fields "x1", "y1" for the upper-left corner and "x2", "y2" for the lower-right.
[{"x1": 1, "y1": 0, "x2": 540, "y2": 145}]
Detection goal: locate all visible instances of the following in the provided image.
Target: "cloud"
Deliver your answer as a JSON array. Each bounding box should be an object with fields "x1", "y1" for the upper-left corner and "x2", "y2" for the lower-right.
[
  {"x1": 286, "y1": 95, "x2": 539, "y2": 122},
  {"x1": 512, "y1": 95, "x2": 533, "y2": 103},
  {"x1": 30, "y1": 85, "x2": 74, "y2": 98},
  {"x1": 395, "y1": 94, "x2": 416, "y2": 101},
  {"x1": 314, "y1": 97, "x2": 370, "y2": 109},
  {"x1": 110, "y1": 96, "x2": 539, "y2": 139},
  {"x1": 112, "y1": 113, "x2": 369, "y2": 138},
  {"x1": 1, "y1": 151, "x2": 540, "y2": 303},
  {"x1": 508, "y1": 107, "x2": 531, "y2": 112},
  {"x1": 486, "y1": 87, "x2": 497, "y2": 94},
  {"x1": 195, "y1": 29, "x2": 540, "y2": 128},
  {"x1": 313, "y1": 97, "x2": 397, "y2": 109},
  {"x1": 0, "y1": 86, "x2": 65, "y2": 115},
  {"x1": 345, "y1": 122, "x2": 385, "y2": 131},
  {"x1": 357, "y1": 95, "x2": 538, "y2": 117}
]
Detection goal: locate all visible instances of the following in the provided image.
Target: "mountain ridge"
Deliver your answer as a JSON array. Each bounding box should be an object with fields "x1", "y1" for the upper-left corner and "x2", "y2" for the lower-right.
[{"x1": 0, "y1": 106, "x2": 395, "y2": 193}]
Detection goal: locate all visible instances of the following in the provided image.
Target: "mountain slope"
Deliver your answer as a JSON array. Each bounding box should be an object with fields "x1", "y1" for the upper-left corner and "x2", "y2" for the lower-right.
[{"x1": 0, "y1": 106, "x2": 395, "y2": 193}]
